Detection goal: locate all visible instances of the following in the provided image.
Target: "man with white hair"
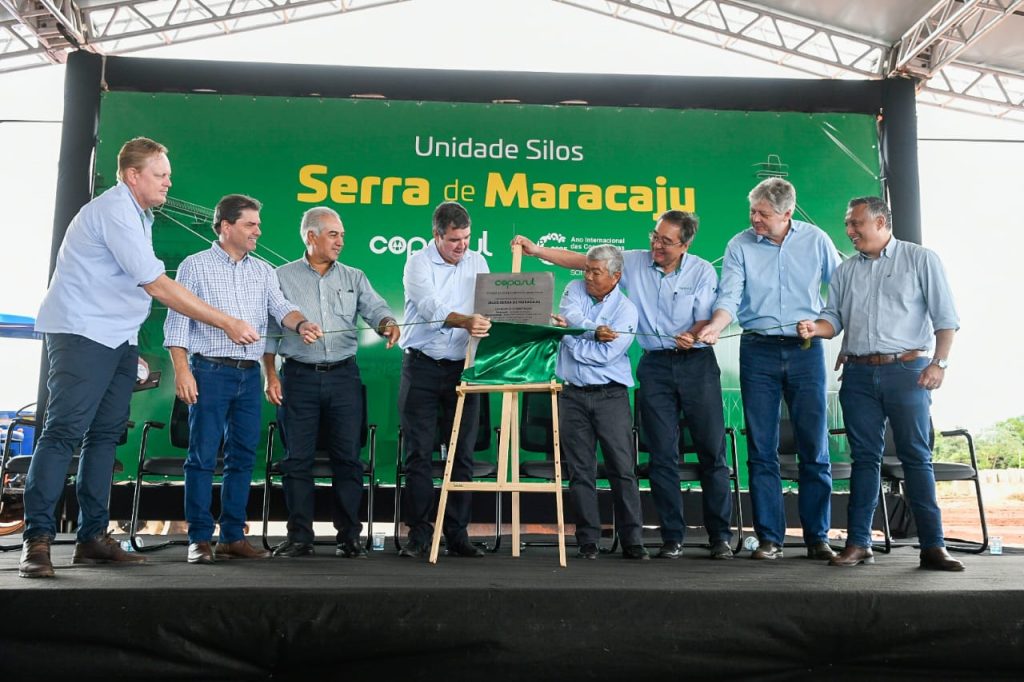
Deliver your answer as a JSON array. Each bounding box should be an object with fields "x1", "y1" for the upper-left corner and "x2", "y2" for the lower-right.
[
  {"x1": 263, "y1": 206, "x2": 399, "y2": 559},
  {"x1": 698, "y1": 178, "x2": 840, "y2": 561},
  {"x1": 554, "y1": 244, "x2": 647, "y2": 561}
]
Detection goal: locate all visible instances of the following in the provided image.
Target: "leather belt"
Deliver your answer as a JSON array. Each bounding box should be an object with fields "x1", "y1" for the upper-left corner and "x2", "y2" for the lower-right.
[
  {"x1": 565, "y1": 382, "x2": 623, "y2": 392},
  {"x1": 845, "y1": 350, "x2": 924, "y2": 366},
  {"x1": 194, "y1": 354, "x2": 258, "y2": 370},
  {"x1": 747, "y1": 334, "x2": 806, "y2": 345},
  {"x1": 286, "y1": 357, "x2": 354, "y2": 373},
  {"x1": 405, "y1": 348, "x2": 464, "y2": 367},
  {"x1": 646, "y1": 347, "x2": 709, "y2": 356}
]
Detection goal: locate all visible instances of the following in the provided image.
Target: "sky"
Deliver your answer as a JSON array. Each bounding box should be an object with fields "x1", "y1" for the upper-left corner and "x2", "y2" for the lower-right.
[{"x1": 0, "y1": 0, "x2": 1021, "y2": 431}]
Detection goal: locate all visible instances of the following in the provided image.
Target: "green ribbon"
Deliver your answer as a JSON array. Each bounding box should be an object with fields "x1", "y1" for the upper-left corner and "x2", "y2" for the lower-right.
[{"x1": 461, "y1": 321, "x2": 585, "y2": 385}]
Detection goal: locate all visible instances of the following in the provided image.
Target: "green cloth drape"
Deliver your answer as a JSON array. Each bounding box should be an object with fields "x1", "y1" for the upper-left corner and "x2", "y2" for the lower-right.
[{"x1": 461, "y1": 321, "x2": 584, "y2": 385}]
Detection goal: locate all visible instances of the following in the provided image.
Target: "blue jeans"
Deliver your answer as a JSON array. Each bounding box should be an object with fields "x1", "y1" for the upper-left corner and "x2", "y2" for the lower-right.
[
  {"x1": 559, "y1": 383, "x2": 644, "y2": 547},
  {"x1": 740, "y1": 335, "x2": 832, "y2": 545},
  {"x1": 278, "y1": 359, "x2": 364, "y2": 544},
  {"x1": 184, "y1": 356, "x2": 262, "y2": 544},
  {"x1": 636, "y1": 349, "x2": 733, "y2": 544},
  {"x1": 839, "y1": 357, "x2": 945, "y2": 549},
  {"x1": 24, "y1": 333, "x2": 137, "y2": 542}
]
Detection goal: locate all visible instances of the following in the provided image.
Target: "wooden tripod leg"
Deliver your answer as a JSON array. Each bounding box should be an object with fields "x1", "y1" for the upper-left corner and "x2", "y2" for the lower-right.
[
  {"x1": 510, "y1": 394, "x2": 521, "y2": 557},
  {"x1": 429, "y1": 392, "x2": 466, "y2": 564},
  {"x1": 494, "y1": 391, "x2": 514, "y2": 555},
  {"x1": 549, "y1": 386, "x2": 566, "y2": 568}
]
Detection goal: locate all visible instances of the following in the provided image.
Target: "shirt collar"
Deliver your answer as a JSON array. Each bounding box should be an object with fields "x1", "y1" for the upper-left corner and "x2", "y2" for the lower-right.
[
  {"x1": 646, "y1": 251, "x2": 685, "y2": 277},
  {"x1": 210, "y1": 240, "x2": 248, "y2": 264},
  {"x1": 302, "y1": 252, "x2": 337, "y2": 275},
  {"x1": 117, "y1": 182, "x2": 153, "y2": 225}
]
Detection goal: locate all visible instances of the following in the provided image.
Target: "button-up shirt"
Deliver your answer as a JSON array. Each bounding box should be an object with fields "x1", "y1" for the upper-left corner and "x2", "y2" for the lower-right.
[
  {"x1": 163, "y1": 242, "x2": 297, "y2": 360},
  {"x1": 265, "y1": 255, "x2": 394, "y2": 363},
  {"x1": 399, "y1": 241, "x2": 489, "y2": 361},
  {"x1": 556, "y1": 280, "x2": 637, "y2": 388},
  {"x1": 818, "y1": 237, "x2": 959, "y2": 355},
  {"x1": 714, "y1": 219, "x2": 840, "y2": 334},
  {"x1": 620, "y1": 250, "x2": 717, "y2": 350},
  {"x1": 35, "y1": 183, "x2": 167, "y2": 348}
]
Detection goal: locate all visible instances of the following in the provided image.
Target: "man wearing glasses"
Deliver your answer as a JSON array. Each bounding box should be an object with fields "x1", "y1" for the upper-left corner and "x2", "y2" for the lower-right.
[{"x1": 512, "y1": 210, "x2": 735, "y2": 560}]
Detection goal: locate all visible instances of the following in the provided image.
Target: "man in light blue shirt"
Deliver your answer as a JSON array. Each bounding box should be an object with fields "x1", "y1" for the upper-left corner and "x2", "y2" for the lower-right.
[
  {"x1": 513, "y1": 211, "x2": 735, "y2": 560},
  {"x1": 698, "y1": 177, "x2": 840, "y2": 561},
  {"x1": 397, "y1": 201, "x2": 491, "y2": 559},
  {"x1": 797, "y1": 196, "x2": 964, "y2": 571},
  {"x1": 555, "y1": 245, "x2": 648, "y2": 560},
  {"x1": 164, "y1": 194, "x2": 320, "y2": 566},
  {"x1": 20, "y1": 138, "x2": 259, "y2": 580}
]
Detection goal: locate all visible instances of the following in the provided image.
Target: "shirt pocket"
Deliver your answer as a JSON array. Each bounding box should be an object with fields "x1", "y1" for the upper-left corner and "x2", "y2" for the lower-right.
[
  {"x1": 671, "y1": 293, "x2": 696, "y2": 322},
  {"x1": 880, "y1": 272, "x2": 915, "y2": 307},
  {"x1": 331, "y1": 289, "x2": 356, "y2": 318}
]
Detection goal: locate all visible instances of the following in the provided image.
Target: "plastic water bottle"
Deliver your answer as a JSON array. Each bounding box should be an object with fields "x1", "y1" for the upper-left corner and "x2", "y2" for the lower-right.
[
  {"x1": 120, "y1": 539, "x2": 136, "y2": 553},
  {"x1": 742, "y1": 536, "x2": 759, "y2": 551},
  {"x1": 372, "y1": 531, "x2": 386, "y2": 551},
  {"x1": 990, "y1": 536, "x2": 1003, "y2": 555}
]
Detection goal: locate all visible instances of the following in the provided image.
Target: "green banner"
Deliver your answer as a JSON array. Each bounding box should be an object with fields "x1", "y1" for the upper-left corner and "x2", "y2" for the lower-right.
[{"x1": 95, "y1": 92, "x2": 882, "y2": 482}]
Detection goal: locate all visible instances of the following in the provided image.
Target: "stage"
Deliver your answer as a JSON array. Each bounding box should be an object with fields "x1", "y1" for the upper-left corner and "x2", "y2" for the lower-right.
[{"x1": 1, "y1": 533, "x2": 1021, "y2": 680}]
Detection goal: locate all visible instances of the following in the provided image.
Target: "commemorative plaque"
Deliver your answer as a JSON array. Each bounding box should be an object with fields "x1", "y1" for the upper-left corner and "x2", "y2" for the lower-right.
[{"x1": 473, "y1": 272, "x2": 554, "y2": 325}]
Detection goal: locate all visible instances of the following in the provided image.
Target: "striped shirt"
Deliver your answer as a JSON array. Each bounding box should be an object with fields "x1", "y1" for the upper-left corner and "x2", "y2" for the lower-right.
[
  {"x1": 163, "y1": 242, "x2": 297, "y2": 360},
  {"x1": 265, "y1": 255, "x2": 394, "y2": 363}
]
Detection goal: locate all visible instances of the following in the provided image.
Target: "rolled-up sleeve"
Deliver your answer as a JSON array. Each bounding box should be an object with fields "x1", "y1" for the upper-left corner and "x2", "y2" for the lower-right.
[
  {"x1": 163, "y1": 257, "x2": 196, "y2": 349},
  {"x1": 103, "y1": 210, "x2": 165, "y2": 287},
  {"x1": 921, "y1": 251, "x2": 959, "y2": 331},
  {"x1": 712, "y1": 239, "x2": 744, "y2": 320},
  {"x1": 266, "y1": 269, "x2": 299, "y2": 326},
  {"x1": 403, "y1": 255, "x2": 449, "y2": 331}
]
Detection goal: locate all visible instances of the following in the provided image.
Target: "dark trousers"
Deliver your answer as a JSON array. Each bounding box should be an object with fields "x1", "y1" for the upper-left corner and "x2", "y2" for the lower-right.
[
  {"x1": 559, "y1": 383, "x2": 643, "y2": 546},
  {"x1": 637, "y1": 349, "x2": 733, "y2": 544},
  {"x1": 24, "y1": 333, "x2": 137, "y2": 542},
  {"x1": 398, "y1": 351, "x2": 480, "y2": 546},
  {"x1": 278, "y1": 359, "x2": 363, "y2": 544}
]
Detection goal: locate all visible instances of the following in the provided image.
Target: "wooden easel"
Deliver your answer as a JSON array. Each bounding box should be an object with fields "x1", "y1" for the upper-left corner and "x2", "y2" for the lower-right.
[{"x1": 428, "y1": 245, "x2": 567, "y2": 567}]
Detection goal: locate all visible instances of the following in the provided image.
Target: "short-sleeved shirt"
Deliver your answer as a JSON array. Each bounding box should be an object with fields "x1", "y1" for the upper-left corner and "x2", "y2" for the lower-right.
[{"x1": 35, "y1": 182, "x2": 166, "y2": 348}]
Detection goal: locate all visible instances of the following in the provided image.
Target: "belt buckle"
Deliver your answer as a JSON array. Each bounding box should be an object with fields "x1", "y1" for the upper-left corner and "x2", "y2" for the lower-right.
[{"x1": 314, "y1": 362, "x2": 332, "y2": 372}]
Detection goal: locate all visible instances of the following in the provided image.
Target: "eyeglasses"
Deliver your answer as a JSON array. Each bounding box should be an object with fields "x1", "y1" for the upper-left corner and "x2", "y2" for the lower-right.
[{"x1": 649, "y1": 231, "x2": 683, "y2": 248}]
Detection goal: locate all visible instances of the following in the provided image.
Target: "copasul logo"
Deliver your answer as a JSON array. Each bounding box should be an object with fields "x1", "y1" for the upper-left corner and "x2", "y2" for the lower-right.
[
  {"x1": 368, "y1": 231, "x2": 493, "y2": 257},
  {"x1": 368, "y1": 235, "x2": 429, "y2": 255}
]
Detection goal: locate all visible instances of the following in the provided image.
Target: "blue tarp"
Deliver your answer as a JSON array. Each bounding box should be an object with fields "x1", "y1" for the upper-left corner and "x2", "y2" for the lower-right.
[{"x1": 0, "y1": 313, "x2": 41, "y2": 340}]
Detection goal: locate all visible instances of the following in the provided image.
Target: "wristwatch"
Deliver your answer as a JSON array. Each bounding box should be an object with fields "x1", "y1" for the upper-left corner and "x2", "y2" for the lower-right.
[{"x1": 930, "y1": 358, "x2": 949, "y2": 370}]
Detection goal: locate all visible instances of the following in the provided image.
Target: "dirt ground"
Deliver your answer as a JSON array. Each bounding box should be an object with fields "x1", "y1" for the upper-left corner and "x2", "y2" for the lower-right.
[{"x1": 937, "y1": 478, "x2": 1024, "y2": 548}]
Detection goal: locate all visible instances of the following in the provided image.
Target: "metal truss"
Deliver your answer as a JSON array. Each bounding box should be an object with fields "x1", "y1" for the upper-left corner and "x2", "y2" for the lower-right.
[
  {"x1": 1, "y1": 0, "x2": 1022, "y2": 122},
  {"x1": 557, "y1": 0, "x2": 1024, "y2": 121},
  {"x1": 0, "y1": 0, "x2": 408, "y2": 73}
]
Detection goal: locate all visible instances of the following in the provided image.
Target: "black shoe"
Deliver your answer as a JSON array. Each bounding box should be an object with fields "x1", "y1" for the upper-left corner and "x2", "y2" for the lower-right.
[
  {"x1": 576, "y1": 543, "x2": 599, "y2": 560},
  {"x1": 398, "y1": 540, "x2": 428, "y2": 558},
  {"x1": 622, "y1": 544, "x2": 650, "y2": 560},
  {"x1": 336, "y1": 540, "x2": 368, "y2": 559},
  {"x1": 656, "y1": 541, "x2": 683, "y2": 559},
  {"x1": 806, "y1": 541, "x2": 837, "y2": 560},
  {"x1": 273, "y1": 540, "x2": 314, "y2": 558},
  {"x1": 750, "y1": 541, "x2": 784, "y2": 560},
  {"x1": 445, "y1": 540, "x2": 484, "y2": 558},
  {"x1": 709, "y1": 540, "x2": 734, "y2": 560}
]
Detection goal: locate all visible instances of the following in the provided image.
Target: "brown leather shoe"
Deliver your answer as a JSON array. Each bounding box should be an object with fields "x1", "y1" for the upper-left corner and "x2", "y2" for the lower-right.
[
  {"x1": 920, "y1": 546, "x2": 965, "y2": 572},
  {"x1": 807, "y1": 541, "x2": 838, "y2": 560},
  {"x1": 829, "y1": 545, "x2": 875, "y2": 566},
  {"x1": 187, "y1": 541, "x2": 215, "y2": 564},
  {"x1": 19, "y1": 536, "x2": 55, "y2": 578},
  {"x1": 215, "y1": 539, "x2": 271, "y2": 560},
  {"x1": 750, "y1": 541, "x2": 783, "y2": 560},
  {"x1": 73, "y1": 532, "x2": 145, "y2": 565}
]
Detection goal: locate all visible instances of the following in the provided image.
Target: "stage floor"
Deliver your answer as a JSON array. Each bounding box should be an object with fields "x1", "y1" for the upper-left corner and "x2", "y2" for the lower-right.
[{"x1": 1, "y1": 535, "x2": 1021, "y2": 680}]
